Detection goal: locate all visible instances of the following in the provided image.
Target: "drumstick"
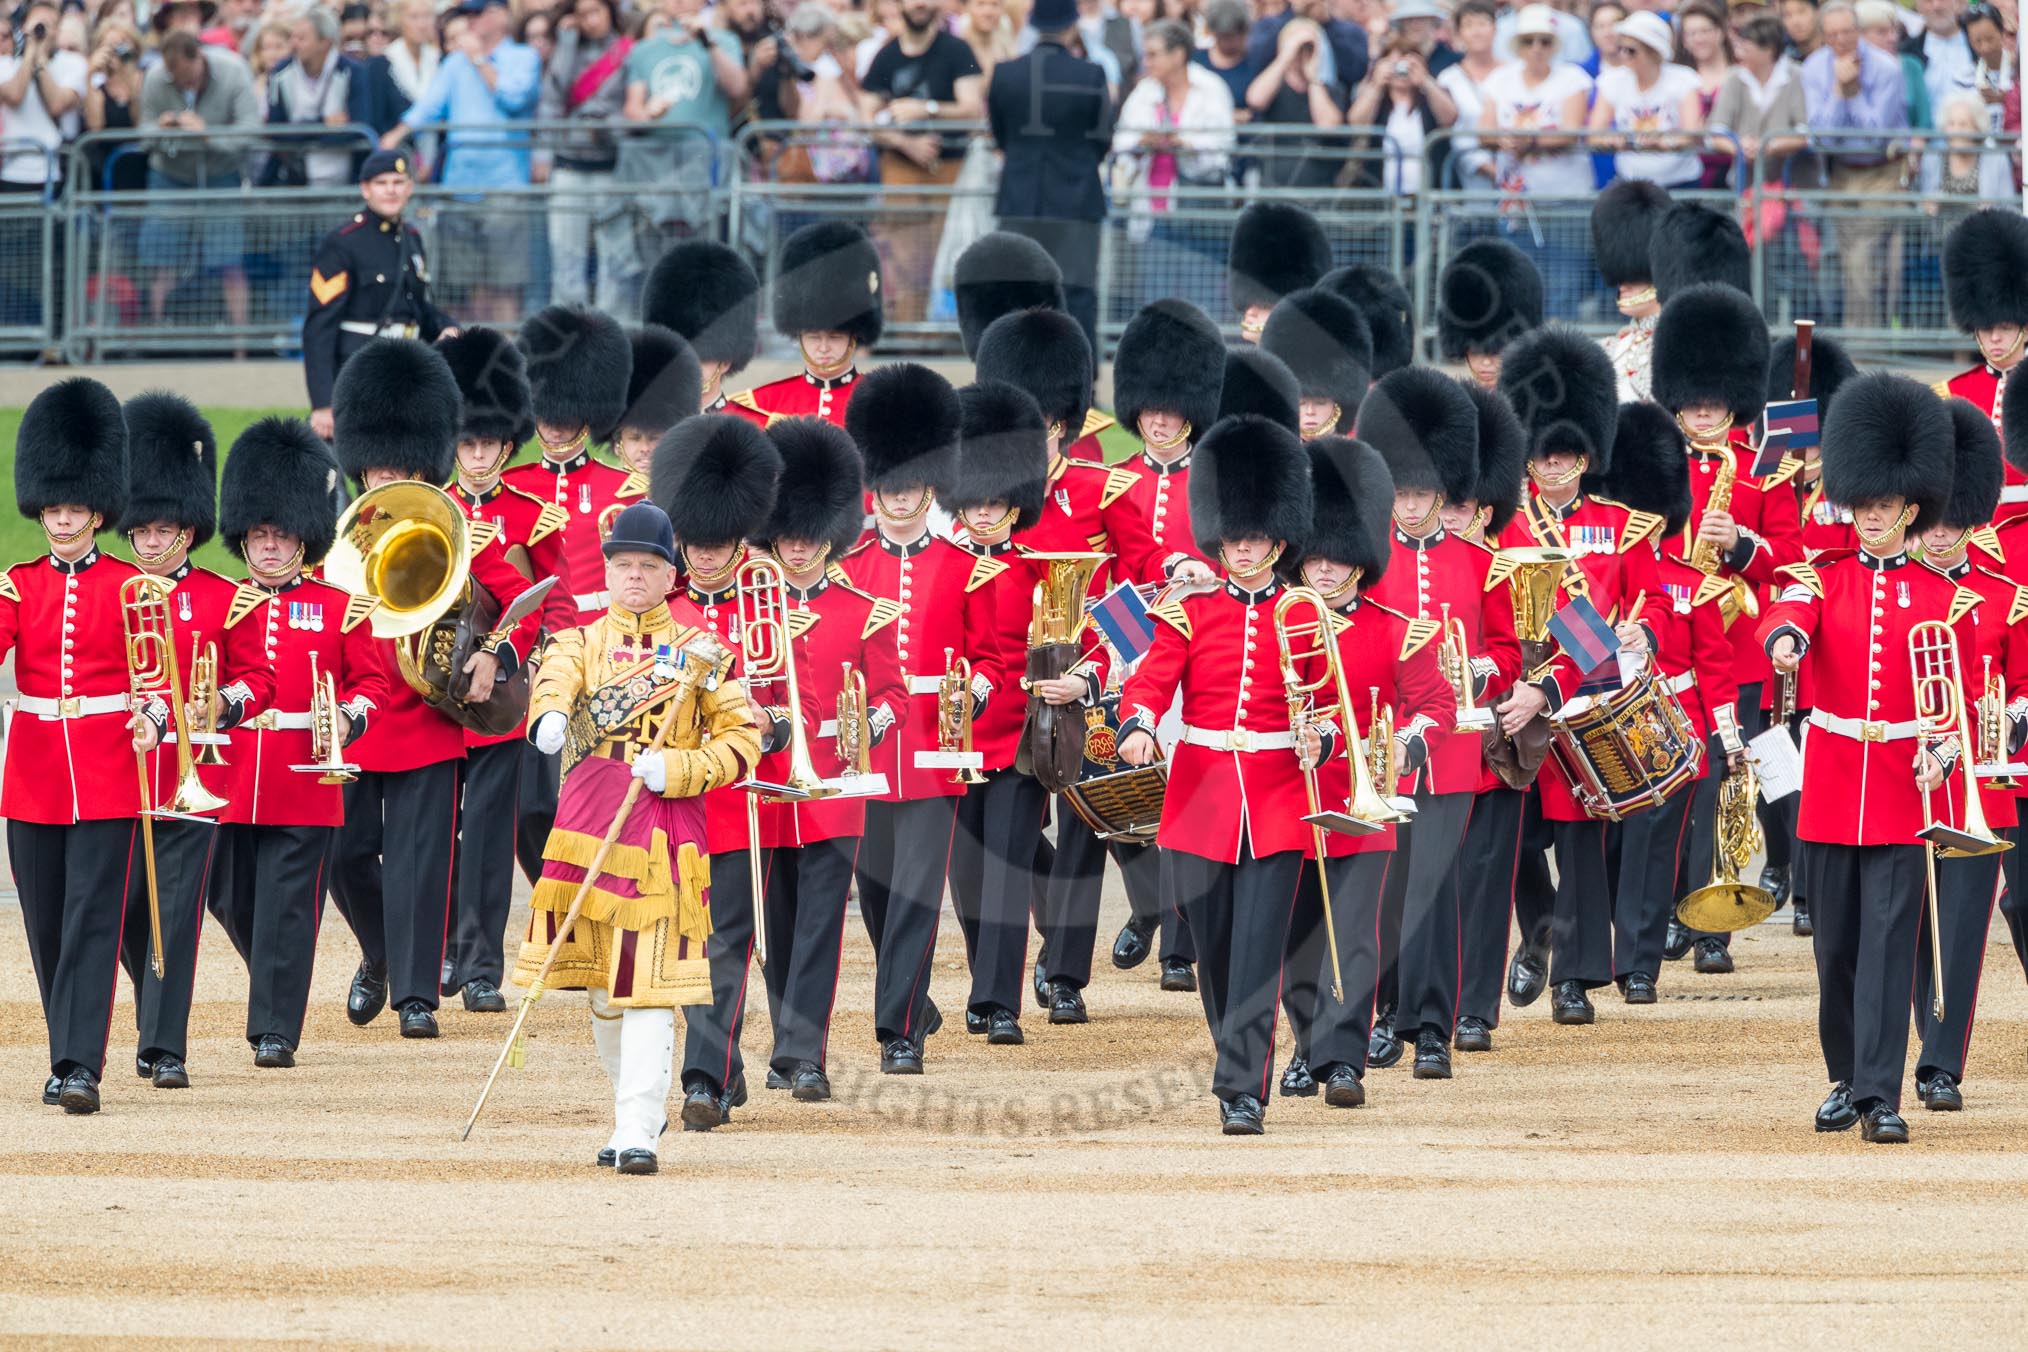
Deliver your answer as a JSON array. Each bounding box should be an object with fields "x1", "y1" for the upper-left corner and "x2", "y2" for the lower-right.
[{"x1": 1623, "y1": 594, "x2": 1647, "y2": 626}]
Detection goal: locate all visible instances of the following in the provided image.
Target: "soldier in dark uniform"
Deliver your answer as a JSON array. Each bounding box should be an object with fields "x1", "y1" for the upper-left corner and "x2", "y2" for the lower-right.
[{"x1": 303, "y1": 148, "x2": 455, "y2": 442}]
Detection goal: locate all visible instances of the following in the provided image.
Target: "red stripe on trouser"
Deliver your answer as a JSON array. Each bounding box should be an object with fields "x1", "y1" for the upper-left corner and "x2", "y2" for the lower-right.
[{"x1": 1447, "y1": 800, "x2": 1473, "y2": 1036}]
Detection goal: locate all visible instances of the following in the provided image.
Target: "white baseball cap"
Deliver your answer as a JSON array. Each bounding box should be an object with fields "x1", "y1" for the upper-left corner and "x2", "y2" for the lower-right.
[
  {"x1": 1614, "y1": 11, "x2": 1676, "y2": 60},
  {"x1": 1507, "y1": 4, "x2": 1559, "y2": 55}
]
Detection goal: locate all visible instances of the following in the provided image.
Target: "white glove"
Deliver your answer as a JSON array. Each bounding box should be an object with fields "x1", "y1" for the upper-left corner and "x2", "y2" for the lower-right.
[
  {"x1": 630, "y1": 751, "x2": 667, "y2": 794},
  {"x1": 532, "y1": 711, "x2": 566, "y2": 756}
]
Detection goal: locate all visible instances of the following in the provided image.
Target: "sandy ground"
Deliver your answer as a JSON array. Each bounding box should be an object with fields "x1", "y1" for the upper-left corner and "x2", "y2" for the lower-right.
[{"x1": 2, "y1": 871, "x2": 2027, "y2": 1351}]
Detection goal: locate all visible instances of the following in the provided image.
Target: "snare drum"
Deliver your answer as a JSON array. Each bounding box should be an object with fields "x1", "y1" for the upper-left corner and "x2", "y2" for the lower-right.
[
  {"x1": 1059, "y1": 693, "x2": 1169, "y2": 841},
  {"x1": 1546, "y1": 667, "x2": 1704, "y2": 821}
]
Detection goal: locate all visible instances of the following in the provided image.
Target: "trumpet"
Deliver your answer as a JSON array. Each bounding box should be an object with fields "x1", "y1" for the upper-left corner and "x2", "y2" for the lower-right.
[
  {"x1": 187, "y1": 637, "x2": 229, "y2": 767},
  {"x1": 293, "y1": 649, "x2": 360, "y2": 784},
  {"x1": 936, "y1": 647, "x2": 987, "y2": 785},
  {"x1": 1676, "y1": 759, "x2": 1777, "y2": 932},
  {"x1": 837, "y1": 662, "x2": 870, "y2": 777},
  {"x1": 1974, "y1": 653, "x2": 2018, "y2": 788},
  {"x1": 1439, "y1": 602, "x2": 1493, "y2": 732}
]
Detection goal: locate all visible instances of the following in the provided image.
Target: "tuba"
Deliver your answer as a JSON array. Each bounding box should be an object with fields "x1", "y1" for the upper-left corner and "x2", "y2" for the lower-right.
[
  {"x1": 292, "y1": 649, "x2": 360, "y2": 784},
  {"x1": 1676, "y1": 760, "x2": 1777, "y2": 932},
  {"x1": 1483, "y1": 547, "x2": 1572, "y2": 789},
  {"x1": 325, "y1": 480, "x2": 546, "y2": 738},
  {"x1": 1016, "y1": 551, "x2": 1107, "y2": 793}
]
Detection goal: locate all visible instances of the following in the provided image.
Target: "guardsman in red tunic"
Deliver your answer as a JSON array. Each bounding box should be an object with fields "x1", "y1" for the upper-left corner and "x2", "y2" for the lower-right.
[
  {"x1": 749, "y1": 418, "x2": 906, "y2": 1101},
  {"x1": 841, "y1": 365, "x2": 1007, "y2": 1072},
  {"x1": 2, "y1": 380, "x2": 166, "y2": 1115},
  {"x1": 1437, "y1": 238, "x2": 1543, "y2": 393},
  {"x1": 951, "y1": 232, "x2": 1111, "y2": 463},
  {"x1": 1599, "y1": 404, "x2": 1745, "y2": 999},
  {"x1": 728, "y1": 221, "x2": 882, "y2": 428},
  {"x1": 1226, "y1": 200, "x2": 1329, "y2": 344},
  {"x1": 1262, "y1": 285, "x2": 1372, "y2": 443},
  {"x1": 1910, "y1": 400, "x2": 2026, "y2": 1114},
  {"x1": 1651, "y1": 284, "x2": 1806, "y2": 974},
  {"x1": 643, "y1": 240, "x2": 761, "y2": 419},
  {"x1": 1939, "y1": 210, "x2": 2028, "y2": 523},
  {"x1": 1359, "y1": 369, "x2": 1523, "y2": 1078},
  {"x1": 213, "y1": 420, "x2": 387, "y2": 1069},
  {"x1": 943, "y1": 382, "x2": 1052, "y2": 1044},
  {"x1": 113, "y1": 394, "x2": 243, "y2": 1091},
  {"x1": 649, "y1": 415, "x2": 784, "y2": 1130},
  {"x1": 1760, "y1": 374, "x2": 1967, "y2": 1144},
  {"x1": 1493, "y1": 326, "x2": 1665, "y2": 1028},
  {"x1": 1116, "y1": 414, "x2": 1321, "y2": 1136},
  {"x1": 1275, "y1": 435, "x2": 1452, "y2": 1109},
  {"x1": 502, "y1": 307, "x2": 634, "y2": 882},
  {"x1": 612, "y1": 325, "x2": 701, "y2": 514},
  {"x1": 1101, "y1": 301, "x2": 1227, "y2": 983},
  {"x1": 1322, "y1": 262, "x2": 1415, "y2": 380},
  {"x1": 326, "y1": 340, "x2": 541, "y2": 1041},
  {"x1": 435, "y1": 328, "x2": 575, "y2": 1012}
]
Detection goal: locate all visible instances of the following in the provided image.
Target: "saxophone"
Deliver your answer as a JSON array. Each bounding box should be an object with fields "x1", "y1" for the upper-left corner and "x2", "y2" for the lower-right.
[{"x1": 1686, "y1": 441, "x2": 1758, "y2": 629}]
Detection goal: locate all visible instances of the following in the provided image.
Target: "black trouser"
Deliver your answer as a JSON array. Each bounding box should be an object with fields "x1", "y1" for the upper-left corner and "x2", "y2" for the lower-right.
[
  {"x1": 9, "y1": 818, "x2": 137, "y2": 1079},
  {"x1": 1804, "y1": 841, "x2": 1925, "y2": 1110},
  {"x1": 683, "y1": 846, "x2": 767, "y2": 1097},
  {"x1": 1169, "y1": 844, "x2": 1304, "y2": 1105},
  {"x1": 1998, "y1": 823, "x2": 2028, "y2": 983},
  {"x1": 761, "y1": 834, "x2": 858, "y2": 1073},
  {"x1": 1122, "y1": 839, "x2": 1194, "y2": 963},
  {"x1": 950, "y1": 769, "x2": 1049, "y2": 1016},
  {"x1": 328, "y1": 761, "x2": 461, "y2": 1012},
  {"x1": 1681, "y1": 685, "x2": 1762, "y2": 953},
  {"x1": 1375, "y1": 789, "x2": 1473, "y2": 1040},
  {"x1": 446, "y1": 739, "x2": 522, "y2": 990},
  {"x1": 117, "y1": 817, "x2": 215, "y2": 1064},
  {"x1": 999, "y1": 216, "x2": 1098, "y2": 361},
  {"x1": 1044, "y1": 811, "x2": 1181, "y2": 987},
  {"x1": 1914, "y1": 849, "x2": 2001, "y2": 1084},
  {"x1": 1612, "y1": 782, "x2": 1695, "y2": 982},
  {"x1": 515, "y1": 741, "x2": 559, "y2": 886},
  {"x1": 1458, "y1": 785, "x2": 1526, "y2": 1027},
  {"x1": 1550, "y1": 818, "x2": 1614, "y2": 990},
  {"x1": 1513, "y1": 791, "x2": 1554, "y2": 960},
  {"x1": 1284, "y1": 851, "x2": 1389, "y2": 1080},
  {"x1": 218, "y1": 823, "x2": 332, "y2": 1050},
  {"x1": 206, "y1": 833, "x2": 252, "y2": 966},
  {"x1": 857, "y1": 796, "x2": 958, "y2": 1044}
]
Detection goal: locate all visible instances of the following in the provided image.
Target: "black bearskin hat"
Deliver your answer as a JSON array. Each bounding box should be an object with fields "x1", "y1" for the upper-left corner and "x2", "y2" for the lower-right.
[
  {"x1": 1437, "y1": 238, "x2": 1544, "y2": 359},
  {"x1": 436, "y1": 327, "x2": 533, "y2": 447},
  {"x1": 1603, "y1": 402, "x2": 1692, "y2": 535},
  {"x1": 947, "y1": 381, "x2": 1049, "y2": 524},
  {"x1": 1999, "y1": 360, "x2": 2028, "y2": 477},
  {"x1": 621, "y1": 325, "x2": 703, "y2": 437},
  {"x1": 1355, "y1": 367, "x2": 1479, "y2": 503},
  {"x1": 1496, "y1": 324, "x2": 1620, "y2": 474},
  {"x1": 1943, "y1": 209, "x2": 2028, "y2": 333},
  {"x1": 1215, "y1": 344, "x2": 1301, "y2": 433},
  {"x1": 1591, "y1": 178, "x2": 1673, "y2": 288},
  {"x1": 760, "y1": 417, "x2": 865, "y2": 559},
  {"x1": 1651, "y1": 202, "x2": 1750, "y2": 301},
  {"x1": 1820, "y1": 374, "x2": 1954, "y2": 533},
  {"x1": 643, "y1": 240, "x2": 761, "y2": 373},
  {"x1": 117, "y1": 391, "x2": 216, "y2": 547},
  {"x1": 1941, "y1": 396, "x2": 2004, "y2": 530},
  {"x1": 650, "y1": 415, "x2": 782, "y2": 548},
  {"x1": 1228, "y1": 202, "x2": 1331, "y2": 314},
  {"x1": 1463, "y1": 381, "x2": 1527, "y2": 534},
  {"x1": 1189, "y1": 414, "x2": 1313, "y2": 558},
  {"x1": 1261, "y1": 287, "x2": 1373, "y2": 428},
  {"x1": 1320, "y1": 264, "x2": 1415, "y2": 377},
  {"x1": 15, "y1": 377, "x2": 126, "y2": 524},
  {"x1": 332, "y1": 337, "x2": 460, "y2": 484},
  {"x1": 1113, "y1": 299, "x2": 1226, "y2": 437},
  {"x1": 846, "y1": 362, "x2": 962, "y2": 498},
  {"x1": 220, "y1": 417, "x2": 342, "y2": 565},
  {"x1": 519, "y1": 305, "x2": 632, "y2": 439},
  {"x1": 1767, "y1": 331, "x2": 1859, "y2": 417},
  {"x1": 974, "y1": 307, "x2": 1092, "y2": 434},
  {"x1": 955, "y1": 231, "x2": 1064, "y2": 359},
  {"x1": 773, "y1": 220, "x2": 883, "y2": 348},
  {"x1": 1652, "y1": 283, "x2": 1770, "y2": 422},
  {"x1": 1300, "y1": 435, "x2": 1395, "y2": 583}
]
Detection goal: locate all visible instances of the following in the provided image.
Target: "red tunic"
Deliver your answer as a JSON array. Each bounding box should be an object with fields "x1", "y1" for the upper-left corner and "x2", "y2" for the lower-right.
[
  {"x1": 1647, "y1": 551, "x2": 1740, "y2": 760},
  {"x1": 1756, "y1": 552, "x2": 1974, "y2": 845},
  {"x1": 451, "y1": 481, "x2": 576, "y2": 749},
  {"x1": 943, "y1": 540, "x2": 1038, "y2": 772},
  {"x1": 683, "y1": 570, "x2": 763, "y2": 856},
  {"x1": 729, "y1": 369, "x2": 861, "y2": 427},
  {"x1": 840, "y1": 532, "x2": 1011, "y2": 801},
  {"x1": 140, "y1": 563, "x2": 246, "y2": 811},
  {"x1": 1313, "y1": 597, "x2": 1454, "y2": 858},
  {"x1": 501, "y1": 447, "x2": 632, "y2": 624},
  {"x1": 1666, "y1": 435, "x2": 1807, "y2": 688},
  {"x1": 1012, "y1": 454, "x2": 1163, "y2": 593},
  {"x1": 220, "y1": 575, "x2": 391, "y2": 828},
  {"x1": 1117, "y1": 449, "x2": 1206, "y2": 573},
  {"x1": 1943, "y1": 365, "x2": 2028, "y2": 524},
  {"x1": 1365, "y1": 528, "x2": 1524, "y2": 796},
  {"x1": 1934, "y1": 560, "x2": 2028, "y2": 829}
]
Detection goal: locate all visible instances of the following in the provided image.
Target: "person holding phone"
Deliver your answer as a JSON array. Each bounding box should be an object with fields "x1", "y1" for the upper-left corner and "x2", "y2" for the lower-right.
[{"x1": 0, "y1": 0, "x2": 87, "y2": 192}]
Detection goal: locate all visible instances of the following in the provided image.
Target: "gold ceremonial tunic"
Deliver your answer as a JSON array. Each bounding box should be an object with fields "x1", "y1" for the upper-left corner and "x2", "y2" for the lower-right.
[{"x1": 513, "y1": 600, "x2": 762, "y2": 1006}]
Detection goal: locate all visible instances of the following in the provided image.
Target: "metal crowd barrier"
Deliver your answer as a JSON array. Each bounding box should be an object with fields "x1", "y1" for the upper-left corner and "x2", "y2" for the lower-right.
[{"x1": 0, "y1": 140, "x2": 60, "y2": 357}]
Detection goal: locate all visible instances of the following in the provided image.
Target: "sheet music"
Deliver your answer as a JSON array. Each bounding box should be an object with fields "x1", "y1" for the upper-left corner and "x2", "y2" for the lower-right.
[{"x1": 1750, "y1": 724, "x2": 1802, "y2": 801}]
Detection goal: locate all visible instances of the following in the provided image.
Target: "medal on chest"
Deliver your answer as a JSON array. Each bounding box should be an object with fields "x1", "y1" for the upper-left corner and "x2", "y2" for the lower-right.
[
  {"x1": 579, "y1": 484, "x2": 592, "y2": 515},
  {"x1": 1666, "y1": 582, "x2": 1691, "y2": 614},
  {"x1": 178, "y1": 591, "x2": 193, "y2": 623},
  {"x1": 1898, "y1": 581, "x2": 1910, "y2": 610},
  {"x1": 1055, "y1": 487, "x2": 1072, "y2": 517},
  {"x1": 288, "y1": 600, "x2": 324, "y2": 632}
]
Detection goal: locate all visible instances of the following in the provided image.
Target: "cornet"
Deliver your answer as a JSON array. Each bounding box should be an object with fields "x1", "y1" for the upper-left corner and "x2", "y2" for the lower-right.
[
  {"x1": 187, "y1": 636, "x2": 229, "y2": 767},
  {"x1": 1973, "y1": 653, "x2": 2025, "y2": 787},
  {"x1": 837, "y1": 662, "x2": 870, "y2": 777},
  {"x1": 926, "y1": 647, "x2": 987, "y2": 784},
  {"x1": 1439, "y1": 602, "x2": 1493, "y2": 732},
  {"x1": 291, "y1": 649, "x2": 360, "y2": 784}
]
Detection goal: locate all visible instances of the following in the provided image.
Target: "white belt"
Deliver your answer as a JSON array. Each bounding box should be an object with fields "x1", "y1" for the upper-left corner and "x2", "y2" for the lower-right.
[
  {"x1": 340, "y1": 321, "x2": 420, "y2": 338},
  {"x1": 906, "y1": 675, "x2": 945, "y2": 695},
  {"x1": 17, "y1": 693, "x2": 129, "y2": 719},
  {"x1": 1809, "y1": 709, "x2": 1920, "y2": 743},
  {"x1": 250, "y1": 709, "x2": 314, "y2": 731},
  {"x1": 2002, "y1": 483, "x2": 2028, "y2": 505},
  {"x1": 1663, "y1": 671, "x2": 1695, "y2": 696},
  {"x1": 1181, "y1": 723, "x2": 1296, "y2": 753},
  {"x1": 817, "y1": 719, "x2": 839, "y2": 738},
  {"x1": 575, "y1": 590, "x2": 611, "y2": 611}
]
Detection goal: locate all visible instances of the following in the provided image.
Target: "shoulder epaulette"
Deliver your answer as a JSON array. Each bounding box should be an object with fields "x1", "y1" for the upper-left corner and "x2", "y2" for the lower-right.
[
  {"x1": 1932, "y1": 379, "x2": 1953, "y2": 401},
  {"x1": 1776, "y1": 562, "x2": 1824, "y2": 598},
  {"x1": 1081, "y1": 409, "x2": 1116, "y2": 439},
  {"x1": 2011, "y1": 584, "x2": 2028, "y2": 627},
  {"x1": 1971, "y1": 523, "x2": 2005, "y2": 564},
  {"x1": 341, "y1": 593, "x2": 381, "y2": 634},
  {"x1": 529, "y1": 500, "x2": 569, "y2": 546},
  {"x1": 1400, "y1": 615, "x2": 1441, "y2": 660},
  {"x1": 1691, "y1": 573, "x2": 1734, "y2": 608},
  {"x1": 469, "y1": 519, "x2": 501, "y2": 553},
  {"x1": 729, "y1": 389, "x2": 766, "y2": 415},
  {"x1": 785, "y1": 607, "x2": 819, "y2": 640},
  {"x1": 862, "y1": 596, "x2": 903, "y2": 638},
  {"x1": 1620, "y1": 509, "x2": 1665, "y2": 550},
  {"x1": 1100, "y1": 463, "x2": 1139, "y2": 508},
  {"x1": 0, "y1": 567, "x2": 18, "y2": 603},
  {"x1": 1760, "y1": 454, "x2": 1804, "y2": 490},
  {"x1": 966, "y1": 552, "x2": 1008, "y2": 592},
  {"x1": 1589, "y1": 494, "x2": 1631, "y2": 512},
  {"x1": 1483, "y1": 551, "x2": 1521, "y2": 591},
  {"x1": 226, "y1": 581, "x2": 267, "y2": 628},
  {"x1": 1326, "y1": 610, "x2": 1354, "y2": 636},
  {"x1": 1150, "y1": 599, "x2": 1191, "y2": 639},
  {"x1": 1950, "y1": 584, "x2": 1982, "y2": 627},
  {"x1": 825, "y1": 560, "x2": 855, "y2": 589},
  {"x1": 618, "y1": 470, "x2": 648, "y2": 499}
]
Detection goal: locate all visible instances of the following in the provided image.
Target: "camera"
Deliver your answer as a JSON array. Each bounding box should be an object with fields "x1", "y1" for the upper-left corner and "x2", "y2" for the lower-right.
[
  {"x1": 113, "y1": 41, "x2": 135, "y2": 60},
  {"x1": 1392, "y1": 59, "x2": 1411, "y2": 77},
  {"x1": 767, "y1": 23, "x2": 815, "y2": 83},
  {"x1": 29, "y1": 20, "x2": 46, "y2": 40}
]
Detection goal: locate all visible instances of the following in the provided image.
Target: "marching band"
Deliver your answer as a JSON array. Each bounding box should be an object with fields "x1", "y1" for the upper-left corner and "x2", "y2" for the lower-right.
[{"x1": 11, "y1": 201, "x2": 2028, "y2": 1163}]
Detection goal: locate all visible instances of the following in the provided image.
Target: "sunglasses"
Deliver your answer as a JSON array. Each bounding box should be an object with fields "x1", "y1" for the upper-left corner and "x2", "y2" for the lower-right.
[
  {"x1": 1516, "y1": 32, "x2": 1553, "y2": 45},
  {"x1": 1616, "y1": 43, "x2": 1644, "y2": 56}
]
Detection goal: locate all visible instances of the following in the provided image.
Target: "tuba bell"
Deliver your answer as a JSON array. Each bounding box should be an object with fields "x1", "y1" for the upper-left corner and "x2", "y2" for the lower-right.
[
  {"x1": 1483, "y1": 546, "x2": 1573, "y2": 789},
  {"x1": 1016, "y1": 551, "x2": 1107, "y2": 793},
  {"x1": 1675, "y1": 760, "x2": 1777, "y2": 932}
]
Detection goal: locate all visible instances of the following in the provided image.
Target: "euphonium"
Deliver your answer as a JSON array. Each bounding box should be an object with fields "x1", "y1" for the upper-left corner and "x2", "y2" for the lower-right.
[
  {"x1": 837, "y1": 662, "x2": 870, "y2": 777},
  {"x1": 297, "y1": 649, "x2": 359, "y2": 785},
  {"x1": 1675, "y1": 761, "x2": 1777, "y2": 932},
  {"x1": 1439, "y1": 601, "x2": 1493, "y2": 732},
  {"x1": 187, "y1": 636, "x2": 229, "y2": 767},
  {"x1": 1683, "y1": 442, "x2": 1758, "y2": 628},
  {"x1": 937, "y1": 647, "x2": 987, "y2": 785},
  {"x1": 1017, "y1": 551, "x2": 1108, "y2": 793}
]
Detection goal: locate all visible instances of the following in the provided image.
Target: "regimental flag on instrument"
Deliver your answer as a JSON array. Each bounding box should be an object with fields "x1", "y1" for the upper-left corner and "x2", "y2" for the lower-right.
[
  {"x1": 1755, "y1": 398, "x2": 1818, "y2": 472},
  {"x1": 1547, "y1": 593, "x2": 1619, "y2": 678},
  {"x1": 1088, "y1": 581, "x2": 1156, "y2": 665}
]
